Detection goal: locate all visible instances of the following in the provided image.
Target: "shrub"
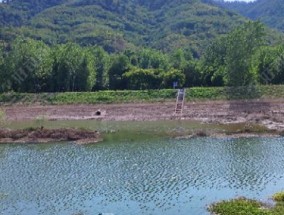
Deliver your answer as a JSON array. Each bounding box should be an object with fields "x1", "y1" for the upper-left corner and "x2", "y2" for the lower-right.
[
  {"x1": 209, "y1": 197, "x2": 270, "y2": 215},
  {"x1": 273, "y1": 192, "x2": 284, "y2": 202}
]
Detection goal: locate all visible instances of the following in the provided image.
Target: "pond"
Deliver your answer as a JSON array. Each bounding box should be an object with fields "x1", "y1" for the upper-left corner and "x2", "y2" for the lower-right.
[{"x1": 1, "y1": 136, "x2": 284, "y2": 215}]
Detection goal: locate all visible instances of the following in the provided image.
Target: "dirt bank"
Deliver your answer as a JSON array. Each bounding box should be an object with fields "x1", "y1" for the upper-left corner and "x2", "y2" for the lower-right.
[
  {"x1": 2, "y1": 99, "x2": 284, "y2": 130},
  {"x1": 0, "y1": 128, "x2": 101, "y2": 144}
]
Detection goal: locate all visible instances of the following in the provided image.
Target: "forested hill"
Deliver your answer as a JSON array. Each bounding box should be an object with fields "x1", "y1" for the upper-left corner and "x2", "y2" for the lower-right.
[
  {"x1": 0, "y1": 0, "x2": 246, "y2": 54},
  {"x1": 214, "y1": 0, "x2": 284, "y2": 32}
]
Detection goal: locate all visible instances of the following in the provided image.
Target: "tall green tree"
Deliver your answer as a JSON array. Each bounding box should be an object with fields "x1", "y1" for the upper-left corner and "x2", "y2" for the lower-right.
[
  {"x1": 254, "y1": 45, "x2": 284, "y2": 84},
  {"x1": 183, "y1": 61, "x2": 203, "y2": 87},
  {"x1": 272, "y1": 46, "x2": 284, "y2": 84},
  {"x1": 74, "y1": 53, "x2": 95, "y2": 91},
  {"x1": 108, "y1": 54, "x2": 130, "y2": 90},
  {"x1": 5, "y1": 38, "x2": 52, "y2": 92},
  {"x1": 0, "y1": 46, "x2": 5, "y2": 92},
  {"x1": 92, "y1": 47, "x2": 110, "y2": 90},
  {"x1": 171, "y1": 49, "x2": 186, "y2": 70},
  {"x1": 137, "y1": 49, "x2": 170, "y2": 70},
  {"x1": 202, "y1": 21, "x2": 266, "y2": 87},
  {"x1": 201, "y1": 37, "x2": 227, "y2": 86},
  {"x1": 49, "y1": 43, "x2": 95, "y2": 92},
  {"x1": 225, "y1": 21, "x2": 265, "y2": 86}
]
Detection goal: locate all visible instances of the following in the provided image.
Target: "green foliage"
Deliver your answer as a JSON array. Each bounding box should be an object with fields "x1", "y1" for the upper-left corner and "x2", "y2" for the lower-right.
[
  {"x1": 0, "y1": 25, "x2": 283, "y2": 93},
  {"x1": 183, "y1": 60, "x2": 203, "y2": 87},
  {"x1": 162, "y1": 69, "x2": 185, "y2": 88},
  {"x1": 0, "y1": 46, "x2": 4, "y2": 92},
  {"x1": 2, "y1": 85, "x2": 284, "y2": 105},
  {"x1": 209, "y1": 198, "x2": 270, "y2": 215},
  {"x1": 216, "y1": 0, "x2": 284, "y2": 32},
  {"x1": 0, "y1": 0, "x2": 247, "y2": 53},
  {"x1": 209, "y1": 193, "x2": 284, "y2": 215},
  {"x1": 252, "y1": 45, "x2": 284, "y2": 84},
  {"x1": 1, "y1": 1, "x2": 284, "y2": 92},
  {"x1": 201, "y1": 36, "x2": 226, "y2": 86},
  {"x1": 123, "y1": 68, "x2": 163, "y2": 90},
  {"x1": 108, "y1": 54, "x2": 130, "y2": 90},
  {"x1": 273, "y1": 192, "x2": 284, "y2": 202},
  {"x1": 49, "y1": 90, "x2": 177, "y2": 104},
  {"x1": 225, "y1": 21, "x2": 265, "y2": 86},
  {"x1": 187, "y1": 87, "x2": 226, "y2": 100},
  {"x1": 202, "y1": 21, "x2": 266, "y2": 87},
  {"x1": 92, "y1": 47, "x2": 110, "y2": 90},
  {"x1": 171, "y1": 49, "x2": 187, "y2": 70},
  {"x1": 49, "y1": 43, "x2": 95, "y2": 92},
  {"x1": 136, "y1": 49, "x2": 170, "y2": 70},
  {"x1": 3, "y1": 38, "x2": 52, "y2": 92}
]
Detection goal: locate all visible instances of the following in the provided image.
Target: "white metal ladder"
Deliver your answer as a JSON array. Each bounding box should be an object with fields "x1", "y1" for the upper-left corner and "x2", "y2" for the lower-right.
[{"x1": 175, "y1": 89, "x2": 186, "y2": 115}]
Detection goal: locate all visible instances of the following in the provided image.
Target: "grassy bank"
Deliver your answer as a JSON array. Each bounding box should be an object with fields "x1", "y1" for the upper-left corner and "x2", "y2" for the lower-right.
[
  {"x1": 209, "y1": 192, "x2": 284, "y2": 215},
  {"x1": 1, "y1": 85, "x2": 284, "y2": 105}
]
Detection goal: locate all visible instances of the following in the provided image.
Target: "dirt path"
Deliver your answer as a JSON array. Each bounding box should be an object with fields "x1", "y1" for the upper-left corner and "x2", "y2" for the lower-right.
[{"x1": 2, "y1": 99, "x2": 284, "y2": 130}]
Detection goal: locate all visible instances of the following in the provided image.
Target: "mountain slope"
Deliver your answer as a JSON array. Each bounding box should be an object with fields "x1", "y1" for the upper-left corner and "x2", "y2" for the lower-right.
[
  {"x1": 214, "y1": 0, "x2": 284, "y2": 32},
  {"x1": 0, "y1": 0, "x2": 247, "y2": 54}
]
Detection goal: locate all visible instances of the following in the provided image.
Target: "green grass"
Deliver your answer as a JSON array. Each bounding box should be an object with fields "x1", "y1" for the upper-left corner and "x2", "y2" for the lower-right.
[
  {"x1": 209, "y1": 198, "x2": 270, "y2": 215},
  {"x1": 2, "y1": 85, "x2": 284, "y2": 105},
  {"x1": 209, "y1": 193, "x2": 284, "y2": 215}
]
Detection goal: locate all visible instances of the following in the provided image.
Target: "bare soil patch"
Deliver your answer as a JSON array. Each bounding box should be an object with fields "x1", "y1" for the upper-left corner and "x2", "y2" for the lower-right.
[{"x1": 2, "y1": 99, "x2": 284, "y2": 130}]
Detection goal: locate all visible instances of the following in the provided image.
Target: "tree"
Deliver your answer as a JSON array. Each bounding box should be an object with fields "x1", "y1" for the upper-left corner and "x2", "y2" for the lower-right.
[
  {"x1": 123, "y1": 68, "x2": 163, "y2": 90},
  {"x1": 0, "y1": 46, "x2": 5, "y2": 92},
  {"x1": 136, "y1": 49, "x2": 170, "y2": 70},
  {"x1": 49, "y1": 43, "x2": 94, "y2": 92},
  {"x1": 225, "y1": 21, "x2": 265, "y2": 86},
  {"x1": 91, "y1": 47, "x2": 110, "y2": 90},
  {"x1": 183, "y1": 61, "x2": 203, "y2": 87},
  {"x1": 74, "y1": 53, "x2": 95, "y2": 91},
  {"x1": 201, "y1": 21, "x2": 266, "y2": 87},
  {"x1": 108, "y1": 54, "x2": 130, "y2": 90},
  {"x1": 171, "y1": 49, "x2": 186, "y2": 70},
  {"x1": 4, "y1": 38, "x2": 52, "y2": 92},
  {"x1": 254, "y1": 45, "x2": 284, "y2": 85},
  {"x1": 162, "y1": 69, "x2": 185, "y2": 88},
  {"x1": 201, "y1": 37, "x2": 227, "y2": 86}
]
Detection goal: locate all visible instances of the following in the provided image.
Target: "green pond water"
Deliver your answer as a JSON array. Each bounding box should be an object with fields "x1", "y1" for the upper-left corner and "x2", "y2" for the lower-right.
[{"x1": 1, "y1": 122, "x2": 284, "y2": 215}]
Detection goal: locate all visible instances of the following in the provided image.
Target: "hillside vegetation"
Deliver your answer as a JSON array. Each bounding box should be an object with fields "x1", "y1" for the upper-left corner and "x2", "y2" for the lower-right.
[
  {"x1": 1, "y1": 1, "x2": 284, "y2": 95},
  {"x1": 1, "y1": 21, "x2": 284, "y2": 93},
  {"x1": 0, "y1": 0, "x2": 246, "y2": 54},
  {"x1": 214, "y1": 0, "x2": 284, "y2": 32}
]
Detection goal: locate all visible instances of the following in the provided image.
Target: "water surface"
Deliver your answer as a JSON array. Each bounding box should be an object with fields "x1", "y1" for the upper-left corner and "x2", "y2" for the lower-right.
[{"x1": 1, "y1": 137, "x2": 284, "y2": 215}]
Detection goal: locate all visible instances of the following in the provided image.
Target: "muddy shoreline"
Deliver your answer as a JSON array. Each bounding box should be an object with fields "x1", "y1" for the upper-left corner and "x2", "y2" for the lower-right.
[
  {"x1": 1, "y1": 99, "x2": 284, "y2": 142},
  {"x1": 2, "y1": 99, "x2": 284, "y2": 128},
  {"x1": 0, "y1": 128, "x2": 101, "y2": 144},
  {"x1": 0, "y1": 127, "x2": 281, "y2": 144}
]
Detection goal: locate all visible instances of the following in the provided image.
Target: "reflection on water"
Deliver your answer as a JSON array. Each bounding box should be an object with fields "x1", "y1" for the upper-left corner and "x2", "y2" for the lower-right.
[{"x1": 1, "y1": 137, "x2": 284, "y2": 215}]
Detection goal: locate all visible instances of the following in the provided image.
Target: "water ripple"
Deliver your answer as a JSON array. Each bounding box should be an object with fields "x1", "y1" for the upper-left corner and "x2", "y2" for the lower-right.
[{"x1": 1, "y1": 137, "x2": 284, "y2": 215}]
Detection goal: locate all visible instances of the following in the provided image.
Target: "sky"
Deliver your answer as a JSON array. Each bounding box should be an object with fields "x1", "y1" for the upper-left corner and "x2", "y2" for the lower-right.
[
  {"x1": 0, "y1": 0, "x2": 257, "y2": 3},
  {"x1": 224, "y1": 0, "x2": 256, "y2": 2}
]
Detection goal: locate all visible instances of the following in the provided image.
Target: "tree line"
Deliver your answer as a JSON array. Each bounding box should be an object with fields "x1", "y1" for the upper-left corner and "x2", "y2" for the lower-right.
[
  {"x1": 0, "y1": 21, "x2": 284, "y2": 93},
  {"x1": 0, "y1": 39, "x2": 193, "y2": 92}
]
